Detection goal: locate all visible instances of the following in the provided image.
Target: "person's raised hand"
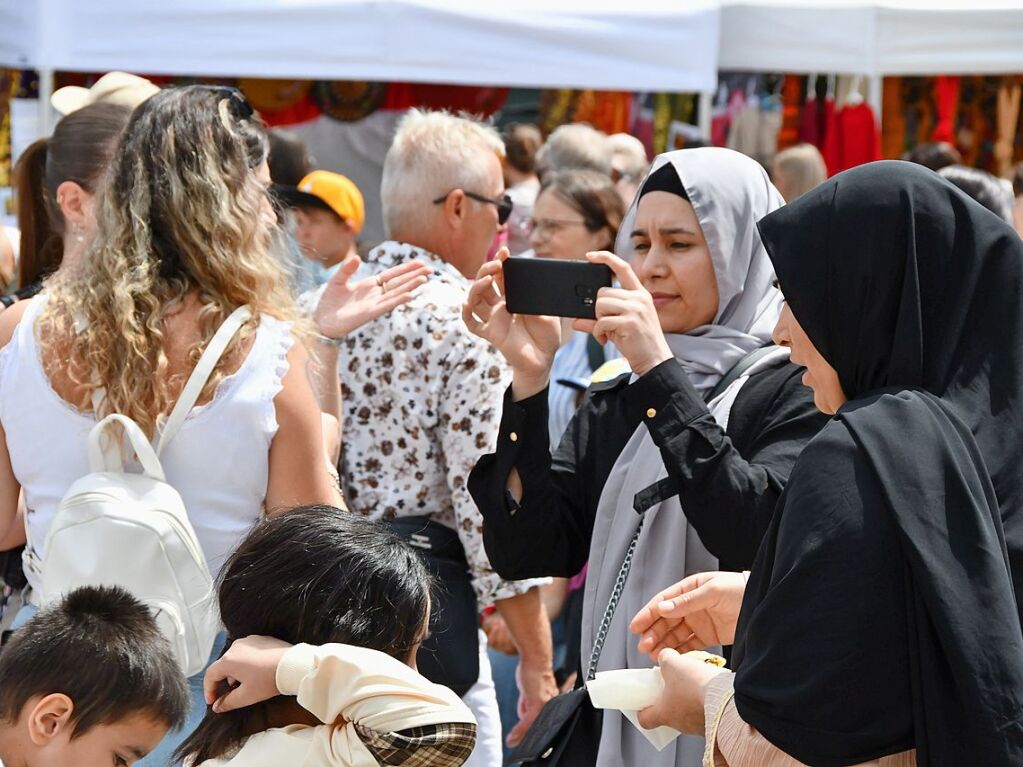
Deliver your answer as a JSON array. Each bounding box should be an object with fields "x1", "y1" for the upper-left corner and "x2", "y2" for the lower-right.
[
  {"x1": 636, "y1": 649, "x2": 728, "y2": 735},
  {"x1": 572, "y1": 251, "x2": 673, "y2": 377},
  {"x1": 314, "y1": 254, "x2": 431, "y2": 340},
  {"x1": 630, "y1": 571, "x2": 747, "y2": 661},
  {"x1": 462, "y1": 248, "x2": 561, "y2": 399},
  {"x1": 203, "y1": 635, "x2": 293, "y2": 714}
]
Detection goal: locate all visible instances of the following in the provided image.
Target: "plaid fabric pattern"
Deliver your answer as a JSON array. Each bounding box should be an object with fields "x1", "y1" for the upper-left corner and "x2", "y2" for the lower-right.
[{"x1": 357, "y1": 721, "x2": 478, "y2": 766}]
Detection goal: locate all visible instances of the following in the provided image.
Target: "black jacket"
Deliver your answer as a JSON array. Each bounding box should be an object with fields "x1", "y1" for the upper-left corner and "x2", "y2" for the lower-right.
[{"x1": 469, "y1": 356, "x2": 827, "y2": 578}]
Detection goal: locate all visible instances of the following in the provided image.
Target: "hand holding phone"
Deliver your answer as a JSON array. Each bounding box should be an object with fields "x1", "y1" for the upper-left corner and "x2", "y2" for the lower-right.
[
  {"x1": 570, "y1": 251, "x2": 674, "y2": 377},
  {"x1": 462, "y1": 249, "x2": 562, "y2": 397}
]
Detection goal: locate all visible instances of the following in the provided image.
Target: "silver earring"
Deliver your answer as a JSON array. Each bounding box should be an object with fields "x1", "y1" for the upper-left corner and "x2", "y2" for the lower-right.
[{"x1": 73, "y1": 224, "x2": 85, "y2": 243}]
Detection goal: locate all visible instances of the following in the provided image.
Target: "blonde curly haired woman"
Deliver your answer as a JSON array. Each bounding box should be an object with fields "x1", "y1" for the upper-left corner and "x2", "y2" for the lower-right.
[{"x1": 0, "y1": 85, "x2": 424, "y2": 763}]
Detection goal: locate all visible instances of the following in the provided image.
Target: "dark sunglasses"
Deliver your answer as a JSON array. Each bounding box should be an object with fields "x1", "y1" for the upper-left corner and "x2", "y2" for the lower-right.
[
  {"x1": 433, "y1": 190, "x2": 513, "y2": 225},
  {"x1": 196, "y1": 85, "x2": 255, "y2": 120}
]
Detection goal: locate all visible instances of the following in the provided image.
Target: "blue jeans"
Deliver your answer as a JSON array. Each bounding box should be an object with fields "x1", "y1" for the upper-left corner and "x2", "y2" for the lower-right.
[
  {"x1": 13, "y1": 604, "x2": 226, "y2": 767},
  {"x1": 137, "y1": 632, "x2": 227, "y2": 767}
]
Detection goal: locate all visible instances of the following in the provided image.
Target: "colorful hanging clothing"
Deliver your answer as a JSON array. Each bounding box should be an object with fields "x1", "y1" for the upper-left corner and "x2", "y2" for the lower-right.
[
  {"x1": 824, "y1": 102, "x2": 881, "y2": 176},
  {"x1": 995, "y1": 81, "x2": 1021, "y2": 178},
  {"x1": 573, "y1": 90, "x2": 633, "y2": 135},
  {"x1": 727, "y1": 99, "x2": 761, "y2": 157},
  {"x1": 382, "y1": 83, "x2": 508, "y2": 116},
  {"x1": 777, "y1": 75, "x2": 803, "y2": 150},
  {"x1": 881, "y1": 77, "x2": 906, "y2": 159},
  {"x1": 932, "y1": 76, "x2": 961, "y2": 145}
]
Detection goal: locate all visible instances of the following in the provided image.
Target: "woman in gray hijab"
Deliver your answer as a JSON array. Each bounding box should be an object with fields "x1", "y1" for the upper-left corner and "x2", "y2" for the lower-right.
[{"x1": 465, "y1": 147, "x2": 826, "y2": 766}]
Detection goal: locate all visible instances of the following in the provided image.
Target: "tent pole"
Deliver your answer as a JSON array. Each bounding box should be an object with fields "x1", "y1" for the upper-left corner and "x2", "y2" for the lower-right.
[
  {"x1": 697, "y1": 90, "x2": 713, "y2": 141},
  {"x1": 37, "y1": 68, "x2": 54, "y2": 135},
  {"x1": 868, "y1": 73, "x2": 883, "y2": 133}
]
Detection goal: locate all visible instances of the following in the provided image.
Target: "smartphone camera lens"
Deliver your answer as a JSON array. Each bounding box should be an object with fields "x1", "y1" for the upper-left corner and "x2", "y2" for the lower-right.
[{"x1": 576, "y1": 284, "x2": 597, "y2": 306}]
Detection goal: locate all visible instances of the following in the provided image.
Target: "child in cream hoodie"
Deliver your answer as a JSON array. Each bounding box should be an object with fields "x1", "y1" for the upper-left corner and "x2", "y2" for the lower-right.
[
  {"x1": 174, "y1": 508, "x2": 477, "y2": 767},
  {"x1": 192, "y1": 636, "x2": 475, "y2": 766}
]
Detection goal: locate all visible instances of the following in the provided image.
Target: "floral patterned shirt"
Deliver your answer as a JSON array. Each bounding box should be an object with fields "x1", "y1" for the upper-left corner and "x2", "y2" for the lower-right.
[{"x1": 340, "y1": 241, "x2": 546, "y2": 605}]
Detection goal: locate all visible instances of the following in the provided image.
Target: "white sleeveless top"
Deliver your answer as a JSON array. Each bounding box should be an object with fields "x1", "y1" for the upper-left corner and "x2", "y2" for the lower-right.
[{"x1": 0, "y1": 296, "x2": 294, "y2": 594}]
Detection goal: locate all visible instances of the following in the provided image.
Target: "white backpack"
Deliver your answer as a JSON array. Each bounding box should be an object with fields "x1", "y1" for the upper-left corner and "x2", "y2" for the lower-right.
[{"x1": 27, "y1": 306, "x2": 251, "y2": 677}]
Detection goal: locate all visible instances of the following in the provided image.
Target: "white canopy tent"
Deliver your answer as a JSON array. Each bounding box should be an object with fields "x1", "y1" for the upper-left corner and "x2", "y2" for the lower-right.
[
  {"x1": 720, "y1": 0, "x2": 1023, "y2": 76},
  {"x1": 0, "y1": 0, "x2": 721, "y2": 133}
]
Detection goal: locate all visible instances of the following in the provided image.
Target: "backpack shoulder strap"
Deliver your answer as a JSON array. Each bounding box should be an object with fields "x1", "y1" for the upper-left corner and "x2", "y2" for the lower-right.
[
  {"x1": 704, "y1": 344, "x2": 784, "y2": 404},
  {"x1": 155, "y1": 306, "x2": 252, "y2": 456}
]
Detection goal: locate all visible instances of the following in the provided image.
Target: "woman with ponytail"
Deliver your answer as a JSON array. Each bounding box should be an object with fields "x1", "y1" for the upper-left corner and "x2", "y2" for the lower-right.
[{"x1": 6, "y1": 101, "x2": 131, "y2": 308}]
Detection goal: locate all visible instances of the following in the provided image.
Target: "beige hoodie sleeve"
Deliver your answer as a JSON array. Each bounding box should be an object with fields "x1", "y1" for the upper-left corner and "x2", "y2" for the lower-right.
[{"x1": 274, "y1": 643, "x2": 476, "y2": 766}]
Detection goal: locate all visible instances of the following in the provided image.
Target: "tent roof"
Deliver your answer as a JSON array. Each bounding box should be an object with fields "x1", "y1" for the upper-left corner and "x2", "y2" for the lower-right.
[
  {"x1": 0, "y1": 0, "x2": 720, "y2": 92},
  {"x1": 719, "y1": 0, "x2": 1023, "y2": 75}
]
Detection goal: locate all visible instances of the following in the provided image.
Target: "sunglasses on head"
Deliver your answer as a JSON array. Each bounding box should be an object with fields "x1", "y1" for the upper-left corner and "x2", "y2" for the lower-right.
[
  {"x1": 196, "y1": 85, "x2": 255, "y2": 120},
  {"x1": 432, "y1": 190, "x2": 513, "y2": 226}
]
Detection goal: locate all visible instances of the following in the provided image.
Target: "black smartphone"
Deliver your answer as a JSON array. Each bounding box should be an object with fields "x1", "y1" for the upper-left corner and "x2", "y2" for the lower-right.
[{"x1": 503, "y1": 257, "x2": 613, "y2": 319}]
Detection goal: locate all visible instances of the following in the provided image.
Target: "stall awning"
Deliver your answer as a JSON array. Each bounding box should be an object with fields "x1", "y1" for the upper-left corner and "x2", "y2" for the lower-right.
[
  {"x1": 720, "y1": 0, "x2": 1023, "y2": 75},
  {"x1": 0, "y1": 0, "x2": 721, "y2": 92}
]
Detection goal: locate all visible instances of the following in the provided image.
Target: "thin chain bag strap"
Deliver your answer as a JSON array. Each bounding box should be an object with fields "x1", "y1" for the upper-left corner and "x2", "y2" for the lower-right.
[{"x1": 585, "y1": 514, "x2": 647, "y2": 680}]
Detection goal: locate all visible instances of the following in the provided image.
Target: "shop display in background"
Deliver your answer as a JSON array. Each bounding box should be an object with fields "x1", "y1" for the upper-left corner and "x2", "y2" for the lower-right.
[
  {"x1": 719, "y1": 73, "x2": 784, "y2": 165},
  {"x1": 777, "y1": 75, "x2": 802, "y2": 151},
  {"x1": 315, "y1": 81, "x2": 385, "y2": 123},
  {"x1": 882, "y1": 75, "x2": 1023, "y2": 174},
  {"x1": 995, "y1": 80, "x2": 1021, "y2": 179},
  {"x1": 239, "y1": 78, "x2": 319, "y2": 126},
  {"x1": 383, "y1": 82, "x2": 508, "y2": 116},
  {"x1": 573, "y1": 90, "x2": 633, "y2": 135},
  {"x1": 536, "y1": 89, "x2": 702, "y2": 157},
  {"x1": 822, "y1": 75, "x2": 882, "y2": 176},
  {"x1": 0, "y1": 70, "x2": 15, "y2": 189}
]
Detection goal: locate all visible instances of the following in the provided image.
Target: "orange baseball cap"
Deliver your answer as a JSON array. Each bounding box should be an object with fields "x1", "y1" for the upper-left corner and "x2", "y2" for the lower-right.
[{"x1": 285, "y1": 171, "x2": 365, "y2": 235}]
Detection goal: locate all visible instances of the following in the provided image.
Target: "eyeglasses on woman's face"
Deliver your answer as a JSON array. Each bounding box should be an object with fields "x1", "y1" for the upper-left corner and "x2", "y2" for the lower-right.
[
  {"x1": 523, "y1": 217, "x2": 590, "y2": 238},
  {"x1": 433, "y1": 190, "x2": 514, "y2": 226}
]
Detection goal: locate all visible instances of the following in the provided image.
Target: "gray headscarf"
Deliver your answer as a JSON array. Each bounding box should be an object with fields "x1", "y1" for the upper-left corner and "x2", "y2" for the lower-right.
[
  {"x1": 616, "y1": 147, "x2": 785, "y2": 392},
  {"x1": 584, "y1": 148, "x2": 786, "y2": 766}
]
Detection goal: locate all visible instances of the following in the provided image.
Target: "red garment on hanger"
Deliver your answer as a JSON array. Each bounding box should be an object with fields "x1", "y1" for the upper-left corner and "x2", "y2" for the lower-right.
[
  {"x1": 799, "y1": 97, "x2": 820, "y2": 146},
  {"x1": 932, "y1": 76, "x2": 961, "y2": 145},
  {"x1": 711, "y1": 112, "x2": 730, "y2": 147},
  {"x1": 801, "y1": 96, "x2": 834, "y2": 154},
  {"x1": 823, "y1": 102, "x2": 880, "y2": 176},
  {"x1": 778, "y1": 75, "x2": 802, "y2": 150}
]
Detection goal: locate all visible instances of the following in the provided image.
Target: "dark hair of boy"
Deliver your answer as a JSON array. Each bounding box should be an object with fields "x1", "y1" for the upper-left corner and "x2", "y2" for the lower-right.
[
  {"x1": 267, "y1": 128, "x2": 313, "y2": 186},
  {"x1": 176, "y1": 505, "x2": 434, "y2": 764},
  {"x1": 0, "y1": 585, "x2": 189, "y2": 735}
]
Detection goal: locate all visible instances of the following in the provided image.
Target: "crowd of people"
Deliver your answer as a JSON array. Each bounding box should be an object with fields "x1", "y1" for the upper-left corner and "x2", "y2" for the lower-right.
[{"x1": 0, "y1": 70, "x2": 1022, "y2": 767}]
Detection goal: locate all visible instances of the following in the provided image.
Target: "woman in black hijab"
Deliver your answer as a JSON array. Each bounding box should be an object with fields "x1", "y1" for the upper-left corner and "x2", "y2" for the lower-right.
[{"x1": 630, "y1": 161, "x2": 1023, "y2": 765}]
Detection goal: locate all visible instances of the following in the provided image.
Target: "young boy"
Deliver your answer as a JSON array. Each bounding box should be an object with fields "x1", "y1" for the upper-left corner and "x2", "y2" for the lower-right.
[
  {"x1": 278, "y1": 170, "x2": 365, "y2": 285},
  {"x1": 0, "y1": 586, "x2": 189, "y2": 767}
]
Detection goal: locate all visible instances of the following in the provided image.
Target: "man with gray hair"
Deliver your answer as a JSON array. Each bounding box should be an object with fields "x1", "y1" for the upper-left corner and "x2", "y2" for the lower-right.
[
  {"x1": 535, "y1": 122, "x2": 613, "y2": 180},
  {"x1": 337, "y1": 109, "x2": 557, "y2": 766}
]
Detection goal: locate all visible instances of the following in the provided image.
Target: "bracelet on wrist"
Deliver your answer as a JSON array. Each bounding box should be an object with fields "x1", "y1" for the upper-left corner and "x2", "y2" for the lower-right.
[{"x1": 315, "y1": 333, "x2": 344, "y2": 348}]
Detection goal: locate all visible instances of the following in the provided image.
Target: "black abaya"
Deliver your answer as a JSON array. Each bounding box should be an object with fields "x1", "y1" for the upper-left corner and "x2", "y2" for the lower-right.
[{"x1": 731, "y1": 161, "x2": 1023, "y2": 765}]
